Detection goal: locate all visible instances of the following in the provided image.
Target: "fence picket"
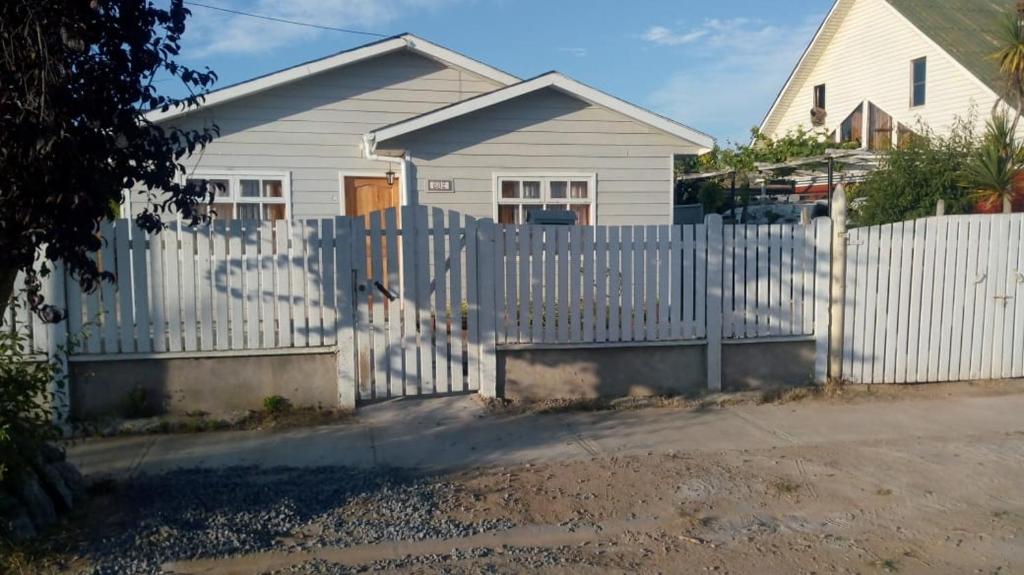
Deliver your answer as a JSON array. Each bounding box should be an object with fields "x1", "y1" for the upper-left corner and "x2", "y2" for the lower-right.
[
  {"x1": 431, "y1": 208, "x2": 449, "y2": 393},
  {"x1": 197, "y1": 226, "x2": 215, "y2": 350},
  {"x1": 214, "y1": 221, "x2": 230, "y2": 350},
  {"x1": 244, "y1": 222, "x2": 261, "y2": 349},
  {"x1": 694, "y1": 223, "x2": 707, "y2": 339},
  {"x1": 570, "y1": 226, "x2": 583, "y2": 342},
  {"x1": 230, "y1": 222, "x2": 246, "y2": 350},
  {"x1": 594, "y1": 227, "x2": 607, "y2": 342},
  {"x1": 464, "y1": 216, "x2": 480, "y2": 391},
  {"x1": 722, "y1": 225, "x2": 734, "y2": 339},
  {"x1": 644, "y1": 225, "x2": 658, "y2": 341},
  {"x1": 259, "y1": 221, "x2": 275, "y2": 348},
  {"x1": 273, "y1": 221, "x2": 291, "y2": 348},
  {"x1": 159, "y1": 223, "x2": 180, "y2": 353},
  {"x1": 780, "y1": 225, "x2": 794, "y2": 336},
  {"x1": 415, "y1": 207, "x2": 433, "y2": 394},
  {"x1": 999, "y1": 216, "x2": 1020, "y2": 378},
  {"x1": 386, "y1": 209, "x2": 402, "y2": 394},
  {"x1": 335, "y1": 216, "x2": 356, "y2": 408},
  {"x1": 883, "y1": 223, "x2": 903, "y2": 382},
  {"x1": 114, "y1": 222, "x2": 135, "y2": 352},
  {"x1": 402, "y1": 206, "x2": 421, "y2": 393},
  {"x1": 131, "y1": 224, "x2": 151, "y2": 353},
  {"x1": 179, "y1": 228, "x2": 198, "y2": 352},
  {"x1": 447, "y1": 210, "x2": 465, "y2": 391},
  {"x1": 370, "y1": 211, "x2": 387, "y2": 398},
  {"x1": 669, "y1": 226, "x2": 683, "y2": 340},
  {"x1": 894, "y1": 222, "x2": 914, "y2": 383},
  {"x1": 304, "y1": 220, "x2": 323, "y2": 348},
  {"x1": 1011, "y1": 216, "x2": 1024, "y2": 378},
  {"x1": 583, "y1": 226, "x2": 596, "y2": 342},
  {"x1": 937, "y1": 220, "x2": 959, "y2": 380},
  {"x1": 619, "y1": 227, "x2": 633, "y2": 342},
  {"x1": 518, "y1": 224, "x2": 531, "y2": 344},
  {"x1": 530, "y1": 226, "x2": 544, "y2": 343},
  {"x1": 351, "y1": 216, "x2": 370, "y2": 399},
  {"x1": 501, "y1": 227, "x2": 514, "y2": 343},
  {"x1": 607, "y1": 227, "x2": 621, "y2": 342},
  {"x1": 321, "y1": 219, "x2": 337, "y2": 348},
  {"x1": 743, "y1": 226, "x2": 757, "y2": 338},
  {"x1": 633, "y1": 226, "x2": 646, "y2": 340}
]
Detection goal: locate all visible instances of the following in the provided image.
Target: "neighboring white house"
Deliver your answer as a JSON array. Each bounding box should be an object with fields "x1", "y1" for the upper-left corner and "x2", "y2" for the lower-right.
[
  {"x1": 146, "y1": 34, "x2": 713, "y2": 226},
  {"x1": 761, "y1": 0, "x2": 1016, "y2": 150}
]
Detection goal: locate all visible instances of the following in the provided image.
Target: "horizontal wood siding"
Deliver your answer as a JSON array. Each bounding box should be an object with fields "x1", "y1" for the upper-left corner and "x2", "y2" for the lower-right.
[
  {"x1": 383, "y1": 89, "x2": 704, "y2": 226},
  {"x1": 158, "y1": 50, "x2": 503, "y2": 218},
  {"x1": 765, "y1": 0, "x2": 999, "y2": 140}
]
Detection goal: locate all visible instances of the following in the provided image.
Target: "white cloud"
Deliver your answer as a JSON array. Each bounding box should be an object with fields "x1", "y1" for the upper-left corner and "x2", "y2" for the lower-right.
[
  {"x1": 558, "y1": 47, "x2": 587, "y2": 58},
  {"x1": 642, "y1": 25, "x2": 707, "y2": 46},
  {"x1": 644, "y1": 16, "x2": 822, "y2": 144},
  {"x1": 184, "y1": 0, "x2": 455, "y2": 57}
]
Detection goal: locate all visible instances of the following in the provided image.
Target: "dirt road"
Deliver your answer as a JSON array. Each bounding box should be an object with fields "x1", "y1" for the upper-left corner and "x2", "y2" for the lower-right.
[{"x1": 154, "y1": 429, "x2": 1022, "y2": 574}]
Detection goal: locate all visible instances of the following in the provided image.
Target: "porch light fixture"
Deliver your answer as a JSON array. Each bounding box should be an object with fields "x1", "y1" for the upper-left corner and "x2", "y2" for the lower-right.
[{"x1": 385, "y1": 164, "x2": 396, "y2": 185}]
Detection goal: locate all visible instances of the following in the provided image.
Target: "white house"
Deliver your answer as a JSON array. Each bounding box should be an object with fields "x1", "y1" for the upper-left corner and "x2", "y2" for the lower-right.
[
  {"x1": 760, "y1": 0, "x2": 1016, "y2": 149},
  {"x1": 146, "y1": 34, "x2": 713, "y2": 226}
]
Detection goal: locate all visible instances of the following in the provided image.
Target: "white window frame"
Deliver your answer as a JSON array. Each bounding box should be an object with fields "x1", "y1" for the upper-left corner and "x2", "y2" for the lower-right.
[
  {"x1": 182, "y1": 169, "x2": 292, "y2": 221},
  {"x1": 492, "y1": 173, "x2": 597, "y2": 225}
]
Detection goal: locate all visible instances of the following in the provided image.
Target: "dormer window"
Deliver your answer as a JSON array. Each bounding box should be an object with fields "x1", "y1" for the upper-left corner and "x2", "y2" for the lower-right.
[{"x1": 911, "y1": 57, "x2": 927, "y2": 107}]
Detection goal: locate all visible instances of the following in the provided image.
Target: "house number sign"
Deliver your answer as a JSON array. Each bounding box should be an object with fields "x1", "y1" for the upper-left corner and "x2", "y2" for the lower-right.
[{"x1": 428, "y1": 180, "x2": 453, "y2": 192}]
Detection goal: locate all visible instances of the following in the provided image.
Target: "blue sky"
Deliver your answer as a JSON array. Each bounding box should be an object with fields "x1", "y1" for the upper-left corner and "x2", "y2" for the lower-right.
[{"x1": 172, "y1": 0, "x2": 830, "y2": 144}]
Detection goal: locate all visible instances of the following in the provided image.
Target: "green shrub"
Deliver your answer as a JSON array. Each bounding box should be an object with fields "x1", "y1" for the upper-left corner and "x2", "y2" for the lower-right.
[
  {"x1": 849, "y1": 115, "x2": 977, "y2": 226},
  {"x1": 262, "y1": 395, "x2": 291, "y2": 415},
  {"x1": 0, "y1": 329, "x2": 64, "y2": 483}
]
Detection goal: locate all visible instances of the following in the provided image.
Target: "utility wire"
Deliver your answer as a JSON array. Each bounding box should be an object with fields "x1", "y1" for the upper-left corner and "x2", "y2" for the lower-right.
[{"x1": 184, "y1": 1, "x2": 390, "y2": 38}]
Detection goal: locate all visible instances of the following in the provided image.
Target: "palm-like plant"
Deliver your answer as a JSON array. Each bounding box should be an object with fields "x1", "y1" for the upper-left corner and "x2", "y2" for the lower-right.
[
  {"x1": 962, "y1": 112, "x2": 1023, "y2": 212},
  {"x1": 993, "y1": 8, "x2": 1024, "y2": 130}
]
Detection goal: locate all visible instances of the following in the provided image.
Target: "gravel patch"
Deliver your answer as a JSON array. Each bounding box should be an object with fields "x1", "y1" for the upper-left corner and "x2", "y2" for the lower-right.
[
  {"x1": 77, "y1": 466, "x2": 515, "y2": 575},
  {"x1": 267, "y1": 545, "x2": 593, "y2": 574}
]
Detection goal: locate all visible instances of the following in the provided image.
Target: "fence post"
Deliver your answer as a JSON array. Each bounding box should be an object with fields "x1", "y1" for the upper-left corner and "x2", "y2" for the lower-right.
[
  {"x1": 476, "y1": 219, "x2": 498, "y2": 398},
  {"x1": 813, "y1": 217, "x2": 832, "y2": 383},
  {"x1": 705, "y1": 214, "x2": 723, "y2": 392},
  {"x1": 334, "y1": 216, "x2": 357, "y2": 410},
  {"x1": 827, "y1": 185, "x2": 848, "y2": 382},
  {"x1": 935, "y1": 199, "x2": 946, "y2": 217}
]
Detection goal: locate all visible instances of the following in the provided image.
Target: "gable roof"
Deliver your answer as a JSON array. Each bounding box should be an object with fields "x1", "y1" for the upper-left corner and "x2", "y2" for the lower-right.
[
  {"x1": 760, "y1": 0, "x2": 1011, "y2": 136},
  {"x1": 145, "y1": 33, "x2": 519, "y2": 123},
  {"x1": 366, "y1": 71, "x2": 715, "y2": 152},
  {"x1": 886, "y1": 0, "x2": 1011, "y2": 95}
]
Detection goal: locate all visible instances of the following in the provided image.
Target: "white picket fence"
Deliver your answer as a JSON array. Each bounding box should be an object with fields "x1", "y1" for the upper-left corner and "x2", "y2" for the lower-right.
[
  {"x1": 59, "y1": 219, "x2": 342, "y2": 356},
  {"x1": 842, "y1": 213, "x2": 1024, "y2": 383}
]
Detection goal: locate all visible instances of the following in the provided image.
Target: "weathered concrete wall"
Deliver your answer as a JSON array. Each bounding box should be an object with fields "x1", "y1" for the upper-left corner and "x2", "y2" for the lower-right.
[
  {"x1": 70, "y1": 352, "x2": 337, "y2": 420},
  {"x1": 499, "y1": 340, "x2": 814, "y2": 401},
  {"x1": 498, "y1": 345, "x2": 707, "y2": 401},
  {"x1": 722, "y1": 340, "x2": 816, "y2": 391}
]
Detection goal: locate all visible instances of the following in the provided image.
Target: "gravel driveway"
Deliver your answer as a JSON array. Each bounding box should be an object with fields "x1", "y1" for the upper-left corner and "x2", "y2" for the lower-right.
[{"x1": 31, "y1": 384, "x2": 1024, "y2": 573}]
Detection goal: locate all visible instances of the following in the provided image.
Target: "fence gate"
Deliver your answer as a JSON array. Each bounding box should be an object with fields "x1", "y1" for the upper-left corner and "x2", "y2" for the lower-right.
[
  {"x1": 842, "y1": 213, "x2": 1024, "y2": 384},
  {"x1": 339, "y1": 206, "x2": 484, "y2": 404}
]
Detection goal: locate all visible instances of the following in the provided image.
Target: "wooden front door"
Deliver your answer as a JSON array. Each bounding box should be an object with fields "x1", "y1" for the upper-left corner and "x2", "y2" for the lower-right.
[{"x1": 344, "y1": 176, "x2": 400, "y2": 218}]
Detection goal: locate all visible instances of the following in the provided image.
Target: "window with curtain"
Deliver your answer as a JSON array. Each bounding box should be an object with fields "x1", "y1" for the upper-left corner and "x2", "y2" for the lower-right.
[
  {"x1": 185, "y1": 173, "x2": 290, "y2": 221},
  {"x1": 496, "y1": 175, "x2": 595, "y2": 225}
]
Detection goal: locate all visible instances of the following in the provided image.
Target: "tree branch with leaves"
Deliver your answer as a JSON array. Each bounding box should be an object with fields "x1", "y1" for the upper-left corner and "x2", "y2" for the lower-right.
[{"x1": 0, "y1": 0, "x2": 219, "y2": 320}]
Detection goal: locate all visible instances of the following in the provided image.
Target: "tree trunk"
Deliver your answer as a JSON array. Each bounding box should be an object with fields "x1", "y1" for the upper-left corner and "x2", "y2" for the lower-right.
[{"x1": 0, "y1": 266, "x2": 18, "y2": 323}]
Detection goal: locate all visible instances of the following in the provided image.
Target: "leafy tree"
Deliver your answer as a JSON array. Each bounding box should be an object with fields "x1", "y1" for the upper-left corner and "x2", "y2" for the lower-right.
[
  {"x1": 0, "y1": 0, "x2": 218, "y2": 319},
  {"x1": 849, "y1": 118, "x2": 977, "y2": 226}
]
